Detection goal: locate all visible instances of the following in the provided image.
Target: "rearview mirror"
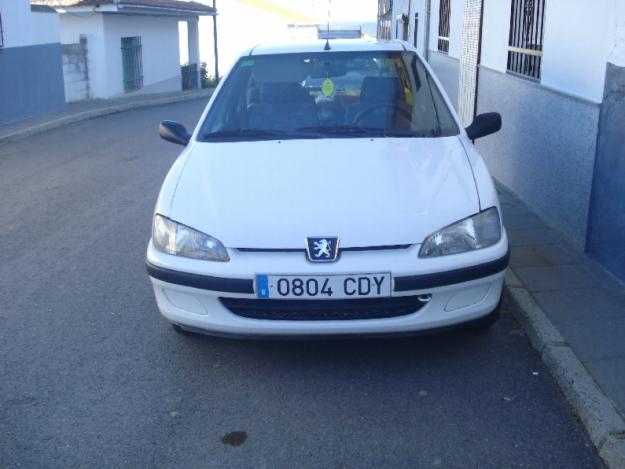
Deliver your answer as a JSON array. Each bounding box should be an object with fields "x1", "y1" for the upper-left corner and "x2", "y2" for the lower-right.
[
  {"x1": 465, "y1": 112, "x2": 502, "y2": 140},
  {"x1": 159, "y1": 120, "x2": 190, "y2": 146}
]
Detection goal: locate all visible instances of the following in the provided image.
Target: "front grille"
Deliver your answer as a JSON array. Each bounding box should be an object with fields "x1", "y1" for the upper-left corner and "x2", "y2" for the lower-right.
[
  {"x1": 236, "y1": 244, "x2": 411, "y2": 253},
  {"x1": 219, "y1": 296, "x2": 427, "y2": 321}
]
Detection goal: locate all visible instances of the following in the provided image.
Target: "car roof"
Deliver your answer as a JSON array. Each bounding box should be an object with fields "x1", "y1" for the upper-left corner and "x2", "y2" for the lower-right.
[{"x1": 245, "y1": 39, "x2": 408, "y2": 57}]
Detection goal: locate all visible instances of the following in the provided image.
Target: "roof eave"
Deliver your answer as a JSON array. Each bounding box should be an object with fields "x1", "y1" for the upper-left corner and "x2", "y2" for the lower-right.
[
  {"x1": 50, "y1": 4, "x2": 116, "y2": 14},
  {"x1": 117, "y1": 2, "x2": 216, "y2": 17},
  {"x1": 45, "y1": 2, "x2": 215, "y2": 17}
]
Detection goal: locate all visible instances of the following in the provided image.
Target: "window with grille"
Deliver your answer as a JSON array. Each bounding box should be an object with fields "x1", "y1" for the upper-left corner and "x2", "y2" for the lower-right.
[
  {"x1": 507, "y1": 0, "x2": 546, "y2": 80},
  {"x1": 121, "y1": 37, "x2": 143, "y2": 91},
  {"x1": 437, "y1": 0, "x2": 450, "y2": 53},
  {"x1": 377, "y1": 0, "x2": 393, "y2": 40}
]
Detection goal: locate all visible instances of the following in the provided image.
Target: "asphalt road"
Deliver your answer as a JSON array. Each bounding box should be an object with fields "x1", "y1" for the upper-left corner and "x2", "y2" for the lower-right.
[{"x1": 0, "y1": 101, "x2": 603, "y2": 468}]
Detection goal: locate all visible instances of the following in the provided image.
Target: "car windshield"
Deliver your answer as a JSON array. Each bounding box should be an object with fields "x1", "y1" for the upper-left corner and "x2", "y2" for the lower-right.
[{"x1": 198, "y1": 51, "x2": 459, "y2": 141}]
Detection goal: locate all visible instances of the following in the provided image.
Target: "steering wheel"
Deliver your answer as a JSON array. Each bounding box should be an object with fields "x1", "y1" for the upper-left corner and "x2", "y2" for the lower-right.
[{"x1": 353, "y1": 104, "x2": 412, "y2": 125}]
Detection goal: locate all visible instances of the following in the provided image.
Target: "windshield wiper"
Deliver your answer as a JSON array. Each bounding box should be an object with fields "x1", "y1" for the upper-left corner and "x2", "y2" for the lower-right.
[
  {"x1": 296, "y1": 125, "x2": 424, "y2": 138},
  {"x1": 202, "y1": 128, "x2": 286, "y2": 139},
  {"x1": 202, "y1": 128, "x2": 322, "y2": 140},
  {"x1": 430, "y1": 125, "x2": 443, "y2": 137},
  {"x1": 297, "y1": 125, "x2": 372, "y2": 135}
]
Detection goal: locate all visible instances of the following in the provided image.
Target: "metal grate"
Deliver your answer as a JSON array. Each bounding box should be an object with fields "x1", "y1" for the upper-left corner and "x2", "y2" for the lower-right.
[
  {"x1": 438, "y1": 0, "x2": 450, "y2": 53},
  {"x1": 181, "y1": 63, "x2": 199, "y2": 90},
  {"x1": 507, "y1": 0, "x2": 546, "y2": 80},
  {"x1": 121, "y1": 37, "x2": 143, "y2": 91},
  {"x1": 219, "y1": 296, "x2": 428, "y2": 321}
]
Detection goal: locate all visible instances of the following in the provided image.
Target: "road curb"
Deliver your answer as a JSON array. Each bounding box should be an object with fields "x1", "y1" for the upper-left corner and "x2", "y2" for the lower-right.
[
  {"x1": 0, "y1": 89, "x2": 213, "y2": 146},
  {"x1": 505, "y1": 269, "x2": 625, "y2": 468}
]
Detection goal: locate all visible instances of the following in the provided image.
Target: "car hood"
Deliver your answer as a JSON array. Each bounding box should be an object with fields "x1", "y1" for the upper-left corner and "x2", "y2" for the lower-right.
[{"x1": 169, "y1": 137, "x2": 479, "y2": 249}]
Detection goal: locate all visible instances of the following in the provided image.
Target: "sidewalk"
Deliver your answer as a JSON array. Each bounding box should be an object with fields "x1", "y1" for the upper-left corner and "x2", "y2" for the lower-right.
[
  {"x1": 498, "y1": 184, "x2": 625, "y2": 464},
  {"x1": 0, "y1": 88, "x2": 213, "y2": 145}
]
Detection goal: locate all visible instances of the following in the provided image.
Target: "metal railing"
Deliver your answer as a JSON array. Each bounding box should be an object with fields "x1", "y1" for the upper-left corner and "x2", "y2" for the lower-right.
[
  {"x1": 181, "y1": 63, "x2": 199, "y2": 90},
  {"x1": 507, "y1": 0, "x2": 545, "y2": 80},
  {"x1": 377, "y1": 0, "x2": 393, "y2": 40}
]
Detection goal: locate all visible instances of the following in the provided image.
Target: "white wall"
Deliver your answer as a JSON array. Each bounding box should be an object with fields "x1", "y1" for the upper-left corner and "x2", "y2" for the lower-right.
[
  {"x1": 59, "y1": 12, "x2": 183, "y2": 98},
  {"x1": 59, "y1": 13, "x2": 104, "y2": 44},
  {"x1": 428, "y1": 0, "x2": 439, "y2": 51},
  {"x1": 102, "y1": 14, "x2": 182, "y2": 98},
  {"x1": 541, "y1": 0, "x2": 612, "y2": 103},
  {"x1": 454, "y1": 0, "x2": 618, "y2": 103},
  {"x1": 0, "y1": 0, "x2": 60, "y2": 48},
  {"x1": 479, "y1": 0, "x2": 510, "y2": 72},
  {"x1": 410, "y1": 0, "x2": 428, "y2": 55},
  {"x1": 608, "y1": 0, "x2": 625, "y2": 66},
  {"x1": 178, "y1": 20, "x2": 189, "y2": 64},
  {"x1": 187, "y1": 19, "x2": 200, "y2": 66},
  {"x1": 447, "y1": 0, "x2": 463, "y2": 58},
  {"x1": 389, "y1": 0, "x2": 407, "y2": 40}
]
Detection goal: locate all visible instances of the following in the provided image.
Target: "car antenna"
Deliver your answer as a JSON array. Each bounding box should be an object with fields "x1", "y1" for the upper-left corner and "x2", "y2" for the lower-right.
[{"x1": 324, "y1": 0, "x2": 331, "y2": 50}]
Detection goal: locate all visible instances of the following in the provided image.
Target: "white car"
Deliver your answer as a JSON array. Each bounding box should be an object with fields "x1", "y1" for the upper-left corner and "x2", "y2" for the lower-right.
[{"x1": 146, "y1": 39, "x2": 508, "y2": 338}]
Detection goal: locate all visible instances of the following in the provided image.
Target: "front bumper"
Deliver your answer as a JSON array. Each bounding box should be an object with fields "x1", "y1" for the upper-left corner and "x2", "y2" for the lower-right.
[{"x1": 146, "y1": 237, "x2": 508, "y2": 337}]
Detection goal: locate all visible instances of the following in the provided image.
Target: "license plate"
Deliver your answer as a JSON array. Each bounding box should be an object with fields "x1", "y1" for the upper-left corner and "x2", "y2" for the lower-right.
[{"x1": 256, "y1": 273, "x2": 391, "y2": 299}]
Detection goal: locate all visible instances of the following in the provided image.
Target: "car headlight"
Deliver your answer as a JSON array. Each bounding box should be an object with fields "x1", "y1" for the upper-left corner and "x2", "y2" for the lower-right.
[
  {"x1": 152, "y1": 214, "x2": 229, "y2": 262},
  {"x1": 419, "y1": 207, "x2": 501, "y2": 258}
]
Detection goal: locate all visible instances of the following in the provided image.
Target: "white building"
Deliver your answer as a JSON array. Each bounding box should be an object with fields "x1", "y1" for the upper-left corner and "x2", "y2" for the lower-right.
[
  {"x1": 0, "y1": 0, "x2": 65, "y2": 123},
  {"x1": 34, "y1": 0, "x2": 215, "y2": 100},
  {"x1": 378, "y1": 0, "x2": 625, "y2": 282}
]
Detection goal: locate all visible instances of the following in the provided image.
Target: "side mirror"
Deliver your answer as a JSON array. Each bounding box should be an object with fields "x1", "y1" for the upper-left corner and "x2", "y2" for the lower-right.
[
  {"x1": 159, "y1": 120, "x2": 191, "y2": 146},
  {"x1": 465, "y1": 112, "x2": 502, "y2": 140}
]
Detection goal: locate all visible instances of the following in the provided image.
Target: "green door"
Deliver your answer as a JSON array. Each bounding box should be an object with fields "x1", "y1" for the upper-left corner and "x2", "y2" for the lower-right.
[{"x1": 121, "y1": 37, "x2": 143, "y2": 91}]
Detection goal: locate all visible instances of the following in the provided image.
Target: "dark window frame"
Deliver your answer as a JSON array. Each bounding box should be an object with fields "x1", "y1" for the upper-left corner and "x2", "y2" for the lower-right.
[
  {"x1": 437, "y1": 0, "x2": 450, "y2": 53},
  {"x1": 507, "y1": 0, "x2": 546, "y2": 80},
  {"x1": 121, "y1": 36, "x2": 143, "y2": 91},
  {"x1": 377, "y1": 0, "x2": 393, "y2": 40}
]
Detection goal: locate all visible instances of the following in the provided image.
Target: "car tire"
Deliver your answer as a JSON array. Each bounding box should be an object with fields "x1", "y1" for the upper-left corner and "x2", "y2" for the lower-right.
[{"x1": 470, "y1": 297, "x2": 502, "y2": 331}]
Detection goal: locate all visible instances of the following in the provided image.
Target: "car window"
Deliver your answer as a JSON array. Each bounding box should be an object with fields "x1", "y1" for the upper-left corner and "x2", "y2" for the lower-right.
[{"x1": 198, "y1": 51, "x2": 459, "y2": 142}]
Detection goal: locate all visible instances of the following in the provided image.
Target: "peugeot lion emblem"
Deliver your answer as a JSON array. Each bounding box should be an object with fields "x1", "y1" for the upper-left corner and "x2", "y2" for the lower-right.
[{"x1": 306, "y1": 237, "x2": 340, "y2": 262}]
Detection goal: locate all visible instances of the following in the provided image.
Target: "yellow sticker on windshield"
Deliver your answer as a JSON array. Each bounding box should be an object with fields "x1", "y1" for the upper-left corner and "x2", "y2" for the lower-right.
[{"x1": 322, "y1": 78, "x2": 335, "y2": 97}]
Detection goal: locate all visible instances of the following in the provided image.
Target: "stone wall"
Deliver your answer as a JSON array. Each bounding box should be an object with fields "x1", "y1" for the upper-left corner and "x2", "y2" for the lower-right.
[{"x1": 62, "y1": 36, "x2": 89, "y2": 102}]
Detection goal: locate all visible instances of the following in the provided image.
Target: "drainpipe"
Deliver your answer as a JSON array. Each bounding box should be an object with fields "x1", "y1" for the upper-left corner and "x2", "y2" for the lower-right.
[
  {"x1": 424, "y1": 0, "x2": 431, "y2": 60},
  {"x1": 472, "y1": 0, "x2": 485, "y2": 120},
  {"x1": 213, "y1": 0, "x2": 219, "y2": 82}
]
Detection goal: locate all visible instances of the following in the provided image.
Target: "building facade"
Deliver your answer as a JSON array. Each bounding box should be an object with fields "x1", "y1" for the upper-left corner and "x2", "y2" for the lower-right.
[
  {"x1": 378, "y1": 0, "x2": 625, "y2": 283},
  {"x1": 35, "y1": 0, "x2": 215, "y2": 100},
  {"x1": 0, "y1": 1, "x2": 65, "y2": 124}
]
